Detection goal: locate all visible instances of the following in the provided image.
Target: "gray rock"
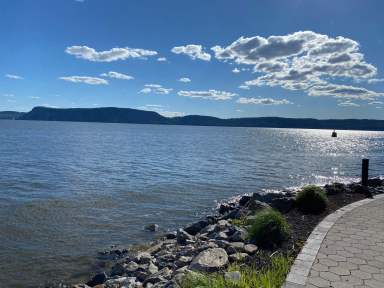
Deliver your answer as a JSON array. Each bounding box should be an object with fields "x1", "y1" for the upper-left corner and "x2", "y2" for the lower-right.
[
  {"x1": 244, "y1": 244, "x2": 258, "y2": 254},
  {"x1": 184, "y1": 220, "x2": 209, "y2": 235},
  {"x1": 176, "y1": 229, "x2": 193, "y2": 245},
  {"x1": 104, "y1": 276, "x2": 139, "y2": 288},
  {"x1": 136, "y1": 252, "x2": 152, "y2": 264},
  {"x1": 126, "y1": 261, "x2": 139, "y2": 272},
  {"x1": 189, "y1": 248, "x2": 228, "y2": 272},
  {"x1": 224, "y1": 271, "x2": 241, "y2": 282},
  {"x1": 165, "y1": 231, "x2": 177, "y2": 239},
  {"x1": 145, "y1": 224, "x2": 159, "y2": 232},
  {"x1": 148, "y1": 262, "x2": 159, "y2": 274},
  {"x1": 72, "y1": 285, "x2": 91, "y2": 288},
  {"x1": 246, "y1": 199, "x2": 271, "y2": 211},
  {"x1": 175, "y1": 256, "x2": 192, "y2": 268},
  {"x1": 239, "y1": 195, "x2": 252, "y2": 206},
  {"x1": 228, "y1": 227, "x2": 248, "y2": 242}
]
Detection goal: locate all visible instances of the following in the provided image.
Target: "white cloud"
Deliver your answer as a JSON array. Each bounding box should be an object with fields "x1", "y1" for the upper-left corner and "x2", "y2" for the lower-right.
[
  {"x1": 178, "y1": 90, "x2": 237, "y2": 100},
  {"x1": 30, "y1": 96, "x2": 41, "y2": 99},
  {"x1": 5, "y1": 74, "x2": 23, "y2": 80},
  {"x1": 171, "y1": 44, "x2": 211, "y2": 61},
  {"x1": 100, "y1": 71, "x2": 134, "y2": 80},
  {"x1": 232, "y1": 68, "x2": 240, "y2": 73},
  {"x1": 65, "y1": 45, "x2": 158, "y2": 62},
  {"x1": 59, "y1": 76, "x2": 108, "y2": 85},
  {"x1": 238, "y1": 85, "x2": 250, "y2": 90},
  {"x1": 137, "y1": 104, "x2": 185, "y2": 117},
  {"x1": 139, "y1": 84, "x2": 173, "y2": 94},
  {"x1": 338, "y1": 101, "x2": 360, "y2": 107},
  {"x1": 2, "y1": 93, "x2": 15, "y2": 97},
  {"x1": 368, "y1": 78, "x2": 384, "y2": 84},
  {"x1": 212, "y1": 31, "x2": 382, "y2": 101},
  {"x1": 157, "y1": 57, "x2": 167, "y2": 62},
  {"x1": 237, "y1": 97, "x2": 292, "y2": 105},
  {"x1": 368, "y1": 101, "x2": 383, "y2": 105},
  {"x1": 179, "y1": 77, "x2": 191, "y2": 83}
]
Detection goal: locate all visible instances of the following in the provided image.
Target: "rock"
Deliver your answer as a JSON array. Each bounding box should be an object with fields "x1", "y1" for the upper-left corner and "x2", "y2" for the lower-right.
[
  {"x1": 126, "y1": 261, "x2": 139, "y2": 272},
  {"x1": 216, "y1": 240, "x2": 230, "y2": 248},
  {"x1": 189, "y1": 248, "x2": 228, "y2": 272},
  {"x1": 175, "y1": 256, "x2": 192, "y2": 268},
  {"x1": 215, "y1": 231, "x2": 228, "y2": 240},
  {"x1": 228, "y1": 227, "x2": 248, "y2": 242},
  {"x1": 111, "y1": 262, "x2": 125, "y2": 276},
  {"x1": 269, "y1": 197, "x2": 295, "y2": 213},
  {"x1": 349, "y1": 184, "x2": 373, "y2": 198},
  {"x1": 176, "y1": 229, "x2": 193, "y2": 245},
  {"x1": 165, "y1": 231, "x2": 177, "y2": 239},
  {"x1": 145, "y1": 224, "x2": 159, "y2": 232},
  {"x1": 218, "y1": 203, "x2": 232, "y2": 214},
  {"x1": 135, "y1": 252, "x2": 152, "y2": 264},
  {"x1": 144, "y1": 267, "x2": 172, "y2": 285},
  {"x1": 104, "y1": 277, "x2": 139, "y2": 288},
  {"x1": 148, "y1": 262, "x2": 159, "y2": 274},
  {"x1": 368, "y1": 177, "x2": 384, "y2": 187},
  {"x1": 184, "y1": 220, "x2": 209, "y2": 235},
  {"x1": 239, "y1": 195, "x2": 252, "y2": 206},
  {"x1": 86, "y1": 272, "x2": 107, "y2": 287},
  {"x1": 246, "y1": 199, "x2": 270, "y2": 212},
  {"x1": 224, "y1": 271, "x2": 241, "y2": 282},
  {"x1": 216, "y1": 220, "x2": 230, "y2": 230},
  {"x1": 244, "y1": 244, "x2": 258, "y2": 254},
  {"x1": 73, "y1": 285, "x2": 92, "y2": 288},
  {"x1": 229, "y1": 253, "x2": 250, "y2": 262}
]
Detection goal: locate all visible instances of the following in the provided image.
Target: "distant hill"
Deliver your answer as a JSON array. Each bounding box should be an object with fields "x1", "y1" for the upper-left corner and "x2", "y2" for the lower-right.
[
  {"x1": 14, "y1": 106, "x2": 384, "y2": 131},
  {"x1": 0, "y1": 111, "x2": 24, "y2": 120}
]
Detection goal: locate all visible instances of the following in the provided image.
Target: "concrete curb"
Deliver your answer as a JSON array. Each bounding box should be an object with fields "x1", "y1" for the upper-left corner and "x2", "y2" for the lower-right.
[{"x1": 283, "y1": 194, "x2": 384, "y2": 288}]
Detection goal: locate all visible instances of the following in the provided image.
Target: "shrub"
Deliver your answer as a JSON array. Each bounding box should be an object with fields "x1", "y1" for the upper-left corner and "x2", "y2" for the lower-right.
[
  {"x1": 181, "y1": 255, "x2": 292, "y2": 288},
  {"x1": 296, "y1": 185, "x2": 328, "y2": 214},
  {"x1": 248, "y1": 209, "x2": 290, "y2": 249}
]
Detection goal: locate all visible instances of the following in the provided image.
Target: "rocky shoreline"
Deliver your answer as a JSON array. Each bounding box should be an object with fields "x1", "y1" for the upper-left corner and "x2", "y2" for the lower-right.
[{"x1": 71, "y1": 178, "x2": 384, "y2": 288}]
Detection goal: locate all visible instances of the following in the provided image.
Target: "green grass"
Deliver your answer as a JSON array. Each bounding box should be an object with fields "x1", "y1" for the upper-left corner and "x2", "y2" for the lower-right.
[
  {"x1": 180, "y1": 255, "x2": 292, "y2": 288},
  {"x1": 248, "y1": 209, "x2": 290, "y2": 249},
  {"x1": 295, "y1": 185, "x2": 328, "y2": 214}
]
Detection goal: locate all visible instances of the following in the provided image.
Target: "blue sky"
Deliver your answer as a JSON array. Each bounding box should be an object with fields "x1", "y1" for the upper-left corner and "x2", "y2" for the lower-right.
[{"x1": 1, "y1": 0, "x2": 384, "y2": 119}]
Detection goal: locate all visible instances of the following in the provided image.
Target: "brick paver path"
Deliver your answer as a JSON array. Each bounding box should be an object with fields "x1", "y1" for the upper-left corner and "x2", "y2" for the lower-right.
[{"x1": 306, "y1": 197, "x2": 384, "y2": 288}]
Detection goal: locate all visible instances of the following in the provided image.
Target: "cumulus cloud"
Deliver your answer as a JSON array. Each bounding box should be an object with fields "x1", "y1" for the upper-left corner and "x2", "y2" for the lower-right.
[
  {"x1": 237, "y1": 97, "x2": 292, "y2": 105},
  {"x1": 100, "y1": 71, "x2": 134, "y2": 80},
  {"x1": 171, "y1": 44, "x2": 211, "y2": 61},
  {"x1": 66, "y1": 45, "x2": 158, "y2": 62},
  {"x1": 137, "y1": 104, "x2": 185, "y2": 117},
  {"x1": 139, "y1": 84, "x2": 173, "y2": 94},
  {"x1": 157, "y1": 57, "x2": 167, "y2": 62},
  {"x1": 59, "y1": 76, "x2": 108, "y2": 85},
  {"x1": 177, "y1": 90, "x2": 237, "y2": 100},
  {"x1": 337, "y1": 101, "x2": 360, "y2": 107},
  {"x1": 179, "y1": 77, "x2": 191, "y2": 83},
  {"x1": 232, "y1": 68, "x2": 240, "y2": 73},
  {"x1": 212, "y1": 31, "x2": 382, "y2": 101},
  {"x1": 5, "y1": 74, "x2": 23, "y2": 80}
]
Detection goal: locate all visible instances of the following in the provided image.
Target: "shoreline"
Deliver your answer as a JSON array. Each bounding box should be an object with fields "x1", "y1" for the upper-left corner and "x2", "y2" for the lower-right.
[{"x1": 68, "y1": 178, "x2": 384, "y2": 288}]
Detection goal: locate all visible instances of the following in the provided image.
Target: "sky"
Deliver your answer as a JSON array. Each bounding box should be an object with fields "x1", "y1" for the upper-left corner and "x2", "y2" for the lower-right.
[{"x1": 1, "y1": 0, "x2": 384, "y2": 119}]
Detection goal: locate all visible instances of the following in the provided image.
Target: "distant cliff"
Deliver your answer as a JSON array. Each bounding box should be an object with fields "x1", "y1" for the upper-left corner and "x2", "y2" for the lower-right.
[
  {"x1": 16, "y1": 106, "x2": 384, "y2": 131},
  {"x1": 0, "y1": 111, "x2": 24, "y2": 120}
]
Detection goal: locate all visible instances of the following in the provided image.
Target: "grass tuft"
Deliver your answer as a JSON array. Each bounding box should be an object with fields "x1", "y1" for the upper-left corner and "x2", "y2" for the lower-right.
[
  {"x1": 180, "y1": 255, "x2": 292, "y2": 288},
  {"x1": 295, "y1": 185, "x2": 328, "y2": 214}
]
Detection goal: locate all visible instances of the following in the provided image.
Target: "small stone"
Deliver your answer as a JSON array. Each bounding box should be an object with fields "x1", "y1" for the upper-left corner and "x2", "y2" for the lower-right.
[
  {"x1": 165, "y1": 231, "x2": 177, "y2": 239},
  {"x1": 229, "y1": 253, "x2": 250, "y2": 262},
  {"x1": 145, "y1": 224, "x2": 159, "y2": 232},
  {"x1": 148, "y1": 262, "x2": 159, "y2": 274},
  {"x1": 228, "y1": 227, "x2": 248, "y2": 242},
  {"x1": 136, "y1": 252, "x2": 152, "y2": 264},
  {"x1": 175, "y1": 256, "x2": 193, "y2": 268},
  {"x1": 244, "y1": 244, "x2": 258, "y2": 254},
  {"x1": 126, "y1": 261, "x2": 139, "y2": 272}
]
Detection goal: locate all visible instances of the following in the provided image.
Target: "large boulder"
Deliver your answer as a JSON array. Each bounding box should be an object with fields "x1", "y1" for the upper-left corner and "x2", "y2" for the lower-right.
[
  {"x1": 189, "y1": 248, "x2": 228, "y2": 272},
  {"x1": 184, "y1": 220, "x2": 209, "y2": 235},
  {"x1": 368, "y1": 177, "x2": 384, "y2": 187},
  {"x1": 269, "y1": 197, "x2": 295, "y2": 213},
  {"x1": 86, "y1": 272, "x2": 107, "y2": 287},
  {"x1": 245, "y1": 199, "x2": 270, "y2": 212}
]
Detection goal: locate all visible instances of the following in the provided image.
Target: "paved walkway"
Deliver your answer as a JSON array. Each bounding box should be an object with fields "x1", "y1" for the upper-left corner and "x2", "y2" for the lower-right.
[{"x1": 285, "y1": 195, "x2": 384, "y2": 288}]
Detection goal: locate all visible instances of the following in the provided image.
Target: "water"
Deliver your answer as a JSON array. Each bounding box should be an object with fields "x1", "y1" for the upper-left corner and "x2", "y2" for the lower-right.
[{"x1": 0, "y1": 120, "x2": 383, "y2": 287}]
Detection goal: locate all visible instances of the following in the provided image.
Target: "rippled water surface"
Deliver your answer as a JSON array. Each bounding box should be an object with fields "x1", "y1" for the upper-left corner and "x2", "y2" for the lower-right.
[{"x1": 0, "y1": 120, "x2": 383, "y2": 287}]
